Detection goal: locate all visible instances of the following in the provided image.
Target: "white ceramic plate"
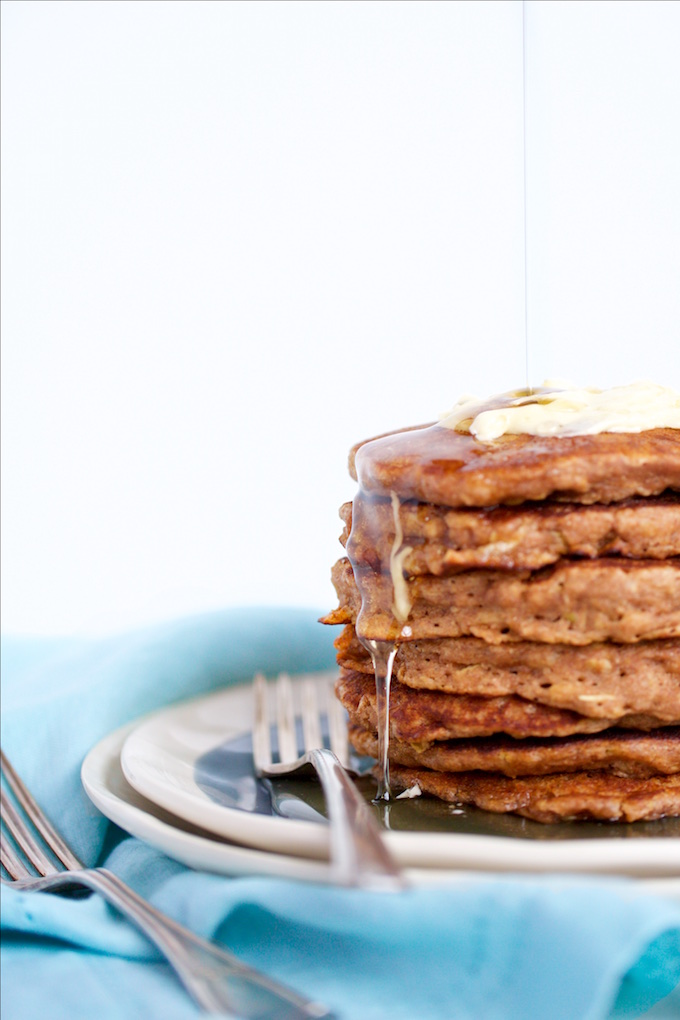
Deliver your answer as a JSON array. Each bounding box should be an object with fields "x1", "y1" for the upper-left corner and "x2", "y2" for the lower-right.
[
  {"x1": 82, "y1": 717, "x2": 680, "y2": 900},
  {"x1": 82, "y1": 718, "x2": 495, "y2": 886},
  {"x1": 82, "y1": 720, "x2": 332, "y2": 882},
  {"x1": 114, "y1": 674, "x2": 680, "y2": 878}
]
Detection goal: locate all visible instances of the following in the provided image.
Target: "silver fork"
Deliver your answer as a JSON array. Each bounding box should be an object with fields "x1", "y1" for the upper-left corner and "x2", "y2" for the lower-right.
[
  {"x1": 252, "y1": 674, "x2": 406, "y2": 891},
  {"x1": 0, "y1": 749, "x2": 333, "y2": 1019}
]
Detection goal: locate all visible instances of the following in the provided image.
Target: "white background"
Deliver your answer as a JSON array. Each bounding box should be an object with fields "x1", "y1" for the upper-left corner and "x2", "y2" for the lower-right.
[{"x1": 2, "y1": 0, "x2": 679, "y2": 636}]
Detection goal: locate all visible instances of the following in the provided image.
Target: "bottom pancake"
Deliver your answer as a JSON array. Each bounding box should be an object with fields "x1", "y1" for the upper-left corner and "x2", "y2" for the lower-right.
[
  {"x1": 387, "y1": 763, "x2": 680, "y2": 823},
  {"x1": 349, "y1": 724, "x2": 680, "y2": 779}
]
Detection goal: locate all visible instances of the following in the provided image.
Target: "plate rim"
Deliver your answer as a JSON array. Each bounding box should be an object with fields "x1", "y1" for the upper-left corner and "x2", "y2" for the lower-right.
[{"x1": 82, "y1": 719, "x2": 335, "y2": 880}]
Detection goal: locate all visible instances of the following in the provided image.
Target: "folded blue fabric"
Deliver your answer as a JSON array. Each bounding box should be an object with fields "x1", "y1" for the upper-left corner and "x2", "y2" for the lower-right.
[{"x1": 2, "y1": 608, "x2": 679, "y2": 1020}]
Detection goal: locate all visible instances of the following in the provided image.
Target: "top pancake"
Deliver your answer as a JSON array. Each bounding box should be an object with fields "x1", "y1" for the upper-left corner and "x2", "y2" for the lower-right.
[{"x1": 350, "y1": 424, "x2": 680, "y2": 508}]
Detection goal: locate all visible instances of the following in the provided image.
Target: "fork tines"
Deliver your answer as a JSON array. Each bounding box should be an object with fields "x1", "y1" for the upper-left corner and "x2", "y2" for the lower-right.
[
  {"x1": 253, "y1": 674, "x2": 350, "y2": 769},
  {"x1": 1, "y1": 750, "x2": 79, "y2": 882}
]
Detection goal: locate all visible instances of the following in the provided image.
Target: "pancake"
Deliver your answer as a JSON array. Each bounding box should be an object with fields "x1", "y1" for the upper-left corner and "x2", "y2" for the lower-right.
[
  {"x1": 334, "y1": 626, "x2": 680, "y2": 722},
  {"x1": 335, "y1": 671, "x2": 677, "y2": 741},
  {"x1": 327, "y1": 556, "x2": 680, "y2": 644},
  {"x1": 386, "y1": 763, "x2": 680, "y2": 823},
  {"x1": 326, "y1": 391, "x2": 680, "y2": 822},
  {"x1": 349, "y1": 724, "x2": 680, "y2": 778},
  {"x1": 342, "y1": 493, "x2": 680, "y2": 574},
  {"x1": 350, "y1": 424, "x2": 680, "y2": 508}
]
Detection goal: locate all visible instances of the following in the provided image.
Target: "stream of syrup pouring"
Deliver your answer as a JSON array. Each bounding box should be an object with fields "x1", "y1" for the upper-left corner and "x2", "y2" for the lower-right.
[{"x1": 348, "y1": 4, "x2": 534, "y2": 804}]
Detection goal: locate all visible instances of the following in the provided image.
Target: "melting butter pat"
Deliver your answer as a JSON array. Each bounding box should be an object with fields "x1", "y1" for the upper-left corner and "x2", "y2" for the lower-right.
[{"x1": 439, "y1": 382, "x2": 680, "y2": 441}]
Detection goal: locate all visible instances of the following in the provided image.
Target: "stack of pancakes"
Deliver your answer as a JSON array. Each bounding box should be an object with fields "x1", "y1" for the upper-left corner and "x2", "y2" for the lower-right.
[{"x1": 322, "y1": 414, "x2": 680, "y2": 822}]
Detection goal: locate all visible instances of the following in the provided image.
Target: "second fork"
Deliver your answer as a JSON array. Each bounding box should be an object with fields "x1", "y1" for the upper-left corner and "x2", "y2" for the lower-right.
[
  {"x1": 1, "y1": 748, "x2": 333, "y2": 1018},
  {"x1": 252, "y1": 674, "x2": 406, "y2": 891}
]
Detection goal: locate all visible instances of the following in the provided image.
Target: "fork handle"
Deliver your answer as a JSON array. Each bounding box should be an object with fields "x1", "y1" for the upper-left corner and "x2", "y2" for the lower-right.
[
  {"x1": 307, "y1": 749, "x2": 406, "y2": 891},
  {"x1": 16, "y1": 867, "x2": 332, "y2": 1018}
]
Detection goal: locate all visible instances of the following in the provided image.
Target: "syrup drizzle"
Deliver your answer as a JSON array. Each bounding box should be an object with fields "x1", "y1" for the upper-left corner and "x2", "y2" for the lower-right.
[
  {"x1": 362, "y1": 638, "x2": 397, "y2": 802},
  {"x1": 347, "y1": 491, "x2": 413, "y2": 802}
]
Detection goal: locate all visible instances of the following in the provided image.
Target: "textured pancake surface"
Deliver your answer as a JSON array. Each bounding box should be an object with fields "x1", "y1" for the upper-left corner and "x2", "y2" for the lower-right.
[
  {"x1": 386, "y1": 763, "x2": 680, "y2": 823},
  {"x1": 335, "y1": 672, "x2": 677, "y2": 741},
  {"x1": 350, "y1": 424, "x2": 680, "y2": 508},
  {"x1": 342, "y1": 494, "x2": 680, "y2": 573},
  {"x1": 334, "y1": 626, "x2": 680, "y2": 722},
  {"x1": 328, "y1": 556, "x2": 680, "y2": 644},
  {"x1": 349, "y1": 724, "x2": 680, "y2": 778}
]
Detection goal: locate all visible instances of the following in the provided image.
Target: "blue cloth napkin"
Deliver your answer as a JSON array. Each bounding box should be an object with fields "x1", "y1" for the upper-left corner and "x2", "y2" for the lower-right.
[{"x1": 2, "y1": 607, "x2": 680, "y2": 1020}]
